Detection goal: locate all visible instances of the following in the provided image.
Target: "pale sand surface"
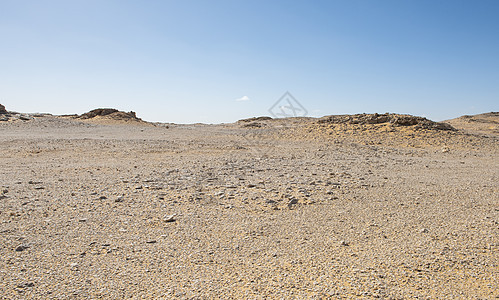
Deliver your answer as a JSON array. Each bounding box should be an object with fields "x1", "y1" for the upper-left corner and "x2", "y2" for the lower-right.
[{"x1": 0, "y1": 114, "x2": 498, "y2": 299}]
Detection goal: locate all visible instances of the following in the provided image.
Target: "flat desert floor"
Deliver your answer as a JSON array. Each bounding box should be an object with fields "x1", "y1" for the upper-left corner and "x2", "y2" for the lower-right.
[{"x1": 0, "y1": 113, "x2": 498, "y2": 299}]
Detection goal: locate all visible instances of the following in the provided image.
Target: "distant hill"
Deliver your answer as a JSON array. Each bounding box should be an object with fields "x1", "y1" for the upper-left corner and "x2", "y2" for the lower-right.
[
  {"x1": 444, "y1": 112, "x2": 498, "y2": 136},
  {"x1": 61, "y1": 108, "x2": 151, "y2": 126}
]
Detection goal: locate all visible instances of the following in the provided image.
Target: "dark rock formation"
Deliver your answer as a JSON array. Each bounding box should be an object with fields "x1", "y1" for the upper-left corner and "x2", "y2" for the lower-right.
[{"x1": 318, "y1": 113, "x2": 455, "y2": 131}]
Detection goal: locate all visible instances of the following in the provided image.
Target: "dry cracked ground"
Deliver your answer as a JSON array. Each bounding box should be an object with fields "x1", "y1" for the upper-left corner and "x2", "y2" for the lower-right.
[{"x1": 0, "y1": 112, "x2": 498, "y2": 299}]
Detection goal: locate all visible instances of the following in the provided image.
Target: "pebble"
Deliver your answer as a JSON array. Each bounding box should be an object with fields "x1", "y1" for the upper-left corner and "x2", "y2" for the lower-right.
[
  {"x1": 288, "y1": 199, "x2": 298, "y2": 208},
  {"x1": 340, "y1": 240, "x2": 349, "y2": 246},
  {"x1": 15, "y1": 244, "x2": 29, "y2": 252},
  {"x1": 115, "y1": 196, "x2": 124, "y2": 202},
  {"x1": 164, "y1": 214, "x2": 176, "y2": 222}
]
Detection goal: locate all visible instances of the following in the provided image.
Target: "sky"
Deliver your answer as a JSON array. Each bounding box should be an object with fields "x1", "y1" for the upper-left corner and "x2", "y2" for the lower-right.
[{"x1": 0, "y1": 0, "x2": 498, "y2": 123}]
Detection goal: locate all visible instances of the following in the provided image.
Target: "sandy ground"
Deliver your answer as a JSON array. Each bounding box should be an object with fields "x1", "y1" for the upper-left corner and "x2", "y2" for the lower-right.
[{"x1": 0, "y1": 113, "x2": 498, "y2": 299}]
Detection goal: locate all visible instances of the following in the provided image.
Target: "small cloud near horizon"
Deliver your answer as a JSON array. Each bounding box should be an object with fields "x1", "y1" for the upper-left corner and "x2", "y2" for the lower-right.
[{"x1": 235, "y1": 96, "x2": 250, "y2": 102}]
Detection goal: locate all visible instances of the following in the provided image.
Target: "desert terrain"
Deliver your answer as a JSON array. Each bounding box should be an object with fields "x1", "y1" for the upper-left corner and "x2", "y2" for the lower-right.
[{"x1": 0, "y1": 107, "x2": 498, "y2": 299}]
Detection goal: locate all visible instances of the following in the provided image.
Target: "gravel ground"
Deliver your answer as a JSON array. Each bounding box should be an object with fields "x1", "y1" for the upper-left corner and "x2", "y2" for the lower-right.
[{"x1": 0, "y1": 115, "x2": 497, "y2": 299}]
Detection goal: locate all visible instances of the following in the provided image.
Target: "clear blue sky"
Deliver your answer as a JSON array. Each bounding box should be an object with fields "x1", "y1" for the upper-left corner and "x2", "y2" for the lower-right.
[{"x1": 1, "y1": 0, "x2": 498, "y2": 123}]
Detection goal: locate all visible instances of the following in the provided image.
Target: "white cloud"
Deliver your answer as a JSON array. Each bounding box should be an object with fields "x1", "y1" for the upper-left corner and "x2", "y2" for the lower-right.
[{"x1": 235, "y1": 96, "x2": 250, "y2": 101}]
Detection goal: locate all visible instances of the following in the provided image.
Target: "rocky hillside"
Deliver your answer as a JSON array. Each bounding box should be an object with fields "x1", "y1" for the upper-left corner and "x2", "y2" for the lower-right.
[
  {"x1": 267, "y1": 113, "x2": 497, "y2": 151},
  {"x1": 66, "y1": 108, "x2": 150, "y2": 125},
  {"x1": 78, "y1": 108, "x2": 140, "y2": 121},
  {"x1": 0, "y1": 104, "x2": 37, "y2": 122},
  {"x1": 444, "y1": 112, "x2": 498, "y2": 136},
  {"x1": 317, "y1": 113, "x2": 455, "y2": 131}
]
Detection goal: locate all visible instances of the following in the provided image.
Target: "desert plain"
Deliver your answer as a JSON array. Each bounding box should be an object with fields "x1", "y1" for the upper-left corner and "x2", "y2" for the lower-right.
[{"x1": 0, "y1": 108, "x2": 498, "y2": 299}]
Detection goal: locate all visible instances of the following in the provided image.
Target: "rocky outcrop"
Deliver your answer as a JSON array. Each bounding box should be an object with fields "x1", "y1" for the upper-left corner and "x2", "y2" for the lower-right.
[
  {"x1": 0, "y1": 104, "x2": 6, "y2": 114},
  {"x1": 78, "y1": 109, "x2": 141, "y2": 121},
  {"x1": 318, "y1": 113, "x2": 455, "y2": 131},
  {"x1": 238, "y1": 116, "x2": 272, "y2": 122},
  {"x1": 78, "y1": 108, "x2": 119, "y2": 119}
]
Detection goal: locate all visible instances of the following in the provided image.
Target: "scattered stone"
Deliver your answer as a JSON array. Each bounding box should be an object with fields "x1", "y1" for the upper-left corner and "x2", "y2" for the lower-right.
[
  {"x1": 288, "y1": 198, "x2": 298, "y2": 208},
  {"x1": 16, "y1": 282, "x2": 34, "y2": 288},
  {"x1": 115, "y1": 196, "x2": 124, "y2": 202},
  {"x1": 78, "y1": 218, "x2": 88, "y2": 222},
  {"x1": 340, "y1": 240, "x2": 349, "y2": 246},
  {"x1": 164, "y1": 214, "x2": 176, "y2": 222},
  {"x1": 15, "y1": 244, "x2": 29, "y2": 252},
  {"x1": 146, "y1": 240, "x2": 157, "y2": 244},
  {"x1": 99, "y1": 196, "x2": 107, "y2": 200},
  {"x1": 19, "y1": 115, "x2": 33, "y2": 121},
  {"x1": 420, "y1": 228, "x2": 429, "y2": 233}
]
